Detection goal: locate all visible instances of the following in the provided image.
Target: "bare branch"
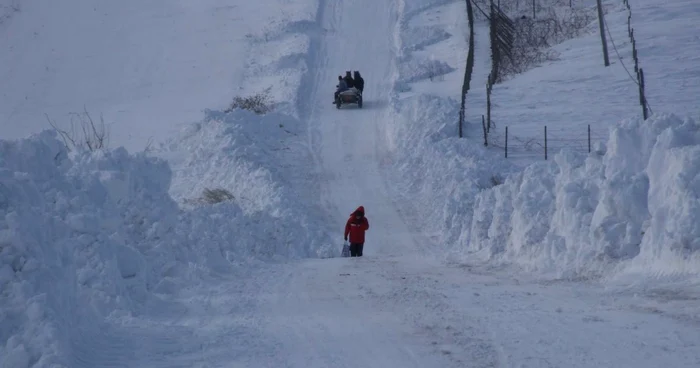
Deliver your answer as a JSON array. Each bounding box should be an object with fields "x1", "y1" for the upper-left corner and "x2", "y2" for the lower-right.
[{"x1": 46, "y1": 108, "x2": 110, "y2": 152}]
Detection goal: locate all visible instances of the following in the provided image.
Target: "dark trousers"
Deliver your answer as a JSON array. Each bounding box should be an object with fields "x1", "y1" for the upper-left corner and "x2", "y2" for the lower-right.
[
  {"x1": 350, "y1": 243, "x2": 364, "y2": 257},
  {"x1": 335, "y1": 88, "x2": 348, "y2": 100}
]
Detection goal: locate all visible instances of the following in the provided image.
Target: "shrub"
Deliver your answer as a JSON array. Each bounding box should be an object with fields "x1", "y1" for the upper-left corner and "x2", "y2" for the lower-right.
[
  {"x1": 184, "y1": 188, "x2": 236, "y2": 206},
  {"x1": 476, "y1": 1, "x2": 596, "y2": 80},
  {"x1": 46, "y1": 107, "x2": 110, "y2": 152},
  {"x1": 202, "y1": 188, "x2": 235, "y2": 204},
  {"x1": 224, "y1": 87, "x2": 274, "y2": 115}
]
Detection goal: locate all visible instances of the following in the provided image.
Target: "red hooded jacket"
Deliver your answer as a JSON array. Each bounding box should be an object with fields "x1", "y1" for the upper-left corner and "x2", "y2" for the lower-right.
[{"x1": 344, "y1": 206, "x2": 369, "y2": 244}]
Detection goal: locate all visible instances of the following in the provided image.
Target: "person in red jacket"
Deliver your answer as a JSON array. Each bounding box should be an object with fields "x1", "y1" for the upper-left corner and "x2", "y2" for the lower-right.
[{"x1": 344, "y1": 206, "x2": 369, "y2": 257}]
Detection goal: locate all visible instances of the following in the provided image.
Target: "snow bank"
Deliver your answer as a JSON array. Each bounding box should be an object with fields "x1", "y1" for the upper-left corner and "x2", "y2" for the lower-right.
[
  {"x1": 159, "y1": 108, "x2": 335, "y2": 263},
  {"x1": 387, "y1": 96, "x2": 700, "y2": 280},
  {"x1": 0, "y1": 109, "x2": 333, "y2": 365},
  {"x1": 384, "y1": 0, "x2": 518, "y2": 256},
  {"x1": 465, "y1": 113, "x2": 700, "y2": 280},
  {"x1": 0, "y1": 131, "x2": 180, "y2": 366},
  {"x1": 383, "y1": 94, "x2": 518, "y2": 254}
]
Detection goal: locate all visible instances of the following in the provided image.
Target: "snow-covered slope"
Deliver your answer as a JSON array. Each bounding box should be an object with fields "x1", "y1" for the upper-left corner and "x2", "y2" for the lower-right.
[
  {"x1": 384, "y1": 0, "x2": 700, "y2": 282},
  {"x1": 0, "y1": 0, "x2": 316, "y2": 152}
]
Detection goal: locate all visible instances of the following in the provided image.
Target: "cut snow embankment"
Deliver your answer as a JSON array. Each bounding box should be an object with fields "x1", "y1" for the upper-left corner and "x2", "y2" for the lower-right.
[
  {"x1": 157, "y1": 108, "x2": 335, "y2": 262},
  {"x1": 0, "y1": 132, "x2": 182, "y2": 367},
  {"x1": 384, "y1": 0, "x2": 518, "y2": 252},
  {"x1": 0, "y1": 110, "x2": 334, "y2": 366},
  {"x1": 385, "y1": 0, "x2": 700, "y2": 282},
  {"x1": 466, "y1": 113, "x2": 700, "y2": 281}
]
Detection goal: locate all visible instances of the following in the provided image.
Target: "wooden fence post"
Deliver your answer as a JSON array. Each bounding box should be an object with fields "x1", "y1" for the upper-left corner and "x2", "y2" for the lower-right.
[
  {"x1": 459, "y1": 0, "x2": 476, "y2": 138},
  {"x1": 486, "y1": 77, "x2": 492, "y2": 133},
  {"x1": 595, "y1": 0, "x2": 610, "y2": 66},
  {"x1": 588, "y1": 124, "x2": 591, "y2": 153},
  {"x1": 505, "y1": 126, "x2": 508, "y2": 158},
  {"x1": 544, "y1": 125, "x2": 548, "y2": 160},
  {"x1": 639, "y1": 68, "x2": 648, "y2": 119}
]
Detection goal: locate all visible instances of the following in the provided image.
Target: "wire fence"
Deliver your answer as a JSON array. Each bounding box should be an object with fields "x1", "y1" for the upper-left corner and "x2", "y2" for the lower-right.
[
  {"x1": 483, "y1": 123, "x2": 608, "y2": 161},
  {"x1": 622, "y1": 0, "x2": 650, "y2": 119},
  {"x1": 460, "y1": 0, "x2": 652, "y2": 163}
]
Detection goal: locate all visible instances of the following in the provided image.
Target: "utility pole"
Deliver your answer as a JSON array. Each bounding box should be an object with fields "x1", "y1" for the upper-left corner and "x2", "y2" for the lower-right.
[{"x1": 596, "y1": 0, "x2": 610, "y2": 66}]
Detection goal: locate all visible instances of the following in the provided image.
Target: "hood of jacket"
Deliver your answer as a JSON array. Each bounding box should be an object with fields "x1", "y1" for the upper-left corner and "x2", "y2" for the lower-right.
[{"x1": 351, "y1": 206, "x2": 365, "y2": 216}]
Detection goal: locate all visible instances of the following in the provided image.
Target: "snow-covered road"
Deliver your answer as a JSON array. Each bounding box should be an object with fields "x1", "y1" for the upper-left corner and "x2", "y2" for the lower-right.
[
  {"x1": 133, "y1": 254, "x2": 700, "y2": 367},
  {"x1": 304, "y1": 0, "x2": 422, "y2": 258}
]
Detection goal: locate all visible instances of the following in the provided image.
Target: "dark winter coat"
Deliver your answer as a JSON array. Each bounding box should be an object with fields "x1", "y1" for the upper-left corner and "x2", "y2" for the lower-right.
[
  {"x1": 344, "y1": 72, "x2": 355, "y2": 88},
  {"x1": 353, "y1": 72, "x2": 364, "y2": 91}
]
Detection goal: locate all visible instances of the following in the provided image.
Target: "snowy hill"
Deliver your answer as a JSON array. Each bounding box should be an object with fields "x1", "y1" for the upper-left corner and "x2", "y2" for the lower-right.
[
  {"x1": 2, "y1": 0, "x2": 700, "y2": 366},
  {"x1": 385, "y1": 0, "x2": 700, "y2": 281}
]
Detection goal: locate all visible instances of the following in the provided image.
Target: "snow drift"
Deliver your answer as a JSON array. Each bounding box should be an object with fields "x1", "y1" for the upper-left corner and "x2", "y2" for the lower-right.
[
  {"x1": 0, "y1": 108, "x2": 334, "y2": 365},
  {"x1": 386, "y1": 96, "x2": 700, "y2": 280},
  {"x1": 466, "y1": 113, "x2": 700, "y2": 280},
  {"x1": 158, "y1": 107, "x2": 335, "y2": 262},
  {"x1": 0, "y1": 131, "x2": 180, "y2": 366}
]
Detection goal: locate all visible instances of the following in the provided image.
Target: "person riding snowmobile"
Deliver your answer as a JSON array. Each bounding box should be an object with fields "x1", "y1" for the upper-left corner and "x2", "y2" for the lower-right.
[
  {"x1": 343, "y1": 71, "x2": 355, "y2": 89},
  {"x1": 334, "y1": 75, "x2": 348, "y2": 102},
  {"x1": 353, "y1": 71, "x2": 364, "y2": 93}
]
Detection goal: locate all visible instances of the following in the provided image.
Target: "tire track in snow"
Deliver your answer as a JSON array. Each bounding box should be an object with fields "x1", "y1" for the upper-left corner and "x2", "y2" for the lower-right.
[
  {"x1": 306, "y1": 0, "x2": 418, "y2": 257},
  {"x1": 270, "y1": 0, "x2": 504, "y2": 365},
  {"x1": 258, "y1": 258, "x2": 455, "y2": 368}
]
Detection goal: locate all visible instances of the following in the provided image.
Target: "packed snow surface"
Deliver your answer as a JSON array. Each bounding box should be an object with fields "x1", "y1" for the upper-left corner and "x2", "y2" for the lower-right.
[{"x1": 2, "y1": 0, "x2": 700, "y2": 366}]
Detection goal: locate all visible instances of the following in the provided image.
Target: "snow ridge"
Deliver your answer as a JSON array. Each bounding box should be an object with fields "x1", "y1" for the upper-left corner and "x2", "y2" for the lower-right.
[
  {"x1": 468, "y1": 113, "x2": 700, "y2": 280},
  {"x1": 160, "y1": 107, "x2": 335, "y2": 262}
]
